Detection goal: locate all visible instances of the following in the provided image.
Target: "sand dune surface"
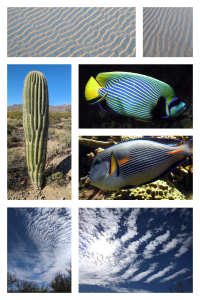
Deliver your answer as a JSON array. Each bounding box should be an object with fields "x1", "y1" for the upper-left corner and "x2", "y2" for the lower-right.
[
  {"x1": 143, "y1": 7, "x2": 193, "y2": 57},
  {"x1": 7, "y1": 7, "x2": 136, "y2": 57}
]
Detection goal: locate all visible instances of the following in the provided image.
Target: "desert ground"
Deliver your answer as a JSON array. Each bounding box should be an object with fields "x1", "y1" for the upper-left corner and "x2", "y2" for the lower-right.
[{"x1": 7, "y1": 110, "x2": 71, "y2": 200}]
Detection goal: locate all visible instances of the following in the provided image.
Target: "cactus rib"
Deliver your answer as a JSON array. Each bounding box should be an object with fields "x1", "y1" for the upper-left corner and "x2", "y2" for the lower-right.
[{"x1": 23, "y1": 71, "x2": 49, "y2": 188}]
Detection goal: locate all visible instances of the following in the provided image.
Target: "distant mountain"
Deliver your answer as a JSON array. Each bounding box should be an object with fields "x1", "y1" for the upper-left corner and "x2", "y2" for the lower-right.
[
  {"x1": 7, "y1": 104, "x2": 71, "y2": 113},
  {"x1": 49, "y1": 104, "x2": 71, "y2": 113},
  {"x1": 7, "y1": 104, "x2": 23, "y2": 112}
]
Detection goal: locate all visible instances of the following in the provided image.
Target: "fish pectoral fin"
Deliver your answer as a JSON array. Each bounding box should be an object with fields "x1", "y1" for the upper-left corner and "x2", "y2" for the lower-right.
[
  {"x1": 109, "y1": 152, "x2": 119, "y2": 177},
  {"x1": 89, "y1": 93, "x2": 108, "y2": 105}
]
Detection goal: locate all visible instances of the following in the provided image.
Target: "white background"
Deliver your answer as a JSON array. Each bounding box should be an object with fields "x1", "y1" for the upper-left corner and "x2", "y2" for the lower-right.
[{"x1": 2, "y1": 0, "x2": 198, "y2": 298}]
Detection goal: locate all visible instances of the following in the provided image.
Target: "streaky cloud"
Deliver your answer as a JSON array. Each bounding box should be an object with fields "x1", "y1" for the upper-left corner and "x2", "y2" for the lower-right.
[{"x1": 145, "y1": 265, "x2": 175, "y2": 283}]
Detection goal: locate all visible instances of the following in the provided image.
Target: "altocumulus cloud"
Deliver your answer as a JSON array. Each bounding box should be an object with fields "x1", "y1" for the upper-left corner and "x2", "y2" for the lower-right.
[
  {"x1": 79, "y1": 208, "x2": 192, "y2": 293},
  {"x1": 7, "y1": 208, "x2": 71, "y2": 284}
]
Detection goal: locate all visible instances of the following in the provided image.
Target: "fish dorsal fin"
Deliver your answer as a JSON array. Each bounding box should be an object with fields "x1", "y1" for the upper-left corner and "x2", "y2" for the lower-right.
[
  {"x1": 96, "y1": 72, "x2": 142, "y2": 87},
  {"x1": 96, "y1": 72, "x2": 171, "y2": 88},
  {"x1": 115, "y1": 137, "x2": 182, "y2": 148},
  {"x1": 109, "y1": 152, "x2": 119, "y2": 177}
]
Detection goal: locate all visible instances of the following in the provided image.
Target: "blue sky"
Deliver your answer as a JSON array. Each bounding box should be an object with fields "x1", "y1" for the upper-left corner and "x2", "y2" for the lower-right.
[
  {"x1": 7, "y1": 207, "x2": 71, "y2": 287},
  {"x1": 7, "y1": 64, "x2": 71, "y2": 106},
  {"x1": 79, "y1": 208, "x2": 193, "y2": 293}
]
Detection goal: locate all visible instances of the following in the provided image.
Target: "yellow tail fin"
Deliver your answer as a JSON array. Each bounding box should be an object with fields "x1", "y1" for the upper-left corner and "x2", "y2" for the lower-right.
[{"x1": 85, "y1": 77, "x2": 101, "y2": 101}]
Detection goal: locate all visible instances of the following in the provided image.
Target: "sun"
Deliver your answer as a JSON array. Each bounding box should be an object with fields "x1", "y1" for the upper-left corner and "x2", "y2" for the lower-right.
[{"x1": 89, "y1": 236, "x2": 116, "y2": 257}]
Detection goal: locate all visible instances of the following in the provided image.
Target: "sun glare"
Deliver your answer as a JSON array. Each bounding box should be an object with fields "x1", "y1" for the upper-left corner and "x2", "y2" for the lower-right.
[{"x1": 89, "y1": 236, "x2": 116, "y2": 256}]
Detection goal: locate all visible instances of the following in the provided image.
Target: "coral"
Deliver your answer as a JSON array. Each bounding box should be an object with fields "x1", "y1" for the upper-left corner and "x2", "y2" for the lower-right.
[
  {"x1": 79, "y1": 138, "x2": 114, "y2": 149},
  {"x1": 79, "y1": 179, "x2": 188, "y2": 200},
  {"x1": 110, "y1": 180, "x2": 185, "y2": 200},
  {"x1": 108, "y1": 180, "x2": 186, "y2": 200},
  {"x1": 23, "y1": 71, "x2": 49, "y2": 188},
  {"x1": 87, "y1": 152, "x2": 95, "y2": 163}
]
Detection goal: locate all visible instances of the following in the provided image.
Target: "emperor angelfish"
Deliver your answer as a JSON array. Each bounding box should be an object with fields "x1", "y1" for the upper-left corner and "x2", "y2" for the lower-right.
[
  {"x1": 88, "y1": 137, "x2": 193, "y2": 190},
  {"x1": 85, "y1": 72, "x2": 186, "y2": 121}
]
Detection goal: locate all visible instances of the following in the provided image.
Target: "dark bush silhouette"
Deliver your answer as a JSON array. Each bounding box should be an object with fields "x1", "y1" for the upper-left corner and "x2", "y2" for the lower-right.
[
  {"x1": 167, "y1": 266, "x2": 193, "y2": 293},
  {"x1": 15, "y1": 279, "x2": 40, "y2": 293},
  {"x1": 7, "y1": 271, "x2": 18, "y2": 292},
  {"x1": 49, "y1": 272, "x2": 71, "y2": 293},
  {"x1": 7, "y1": 266, "x2": 71, "y2": 293}
]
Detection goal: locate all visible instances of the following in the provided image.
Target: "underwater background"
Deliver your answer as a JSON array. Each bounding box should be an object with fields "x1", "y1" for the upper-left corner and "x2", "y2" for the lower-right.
[
  {"x1": 79, "y1": 136, "x2": 193, "y2": 200},
  {"x1": 79, "y1": 64, "x2": 193, "y2": 128}
]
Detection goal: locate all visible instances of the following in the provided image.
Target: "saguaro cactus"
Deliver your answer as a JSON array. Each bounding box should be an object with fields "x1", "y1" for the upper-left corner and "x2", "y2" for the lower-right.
[{"x1": 23, "y1": 71, "x2": 49, "y2": 188}]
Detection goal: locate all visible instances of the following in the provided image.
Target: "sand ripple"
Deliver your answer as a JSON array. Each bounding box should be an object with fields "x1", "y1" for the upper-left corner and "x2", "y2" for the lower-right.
[
  {"x1": 143, "y1": 7, "x2": 193, "y2": 57},
  {"x1": 7, "y1": 7, "x2": 136, "y2": 57}
]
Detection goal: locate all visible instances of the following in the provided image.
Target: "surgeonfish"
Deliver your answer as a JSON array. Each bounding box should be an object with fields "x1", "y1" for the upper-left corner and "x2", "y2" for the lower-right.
[
  {"x1": 88, "y1": 137, "x2": 193, "y2": 190},
  {"x1": 85, "y1": 72, "x2": 186, "y2": 121}
]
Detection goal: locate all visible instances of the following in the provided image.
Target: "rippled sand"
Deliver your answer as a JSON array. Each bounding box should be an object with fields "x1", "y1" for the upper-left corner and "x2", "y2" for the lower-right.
[
  {"x1": 143, "y1": 7, "x2": 193, "y2": 57},
  {"x1": 7, "y1": 7, "x2": 136, "y2": 57}
]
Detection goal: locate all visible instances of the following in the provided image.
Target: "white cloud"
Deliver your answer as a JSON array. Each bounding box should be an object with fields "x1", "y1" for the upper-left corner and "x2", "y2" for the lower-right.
[
  {"x1": 110, "y1": 286, "x2": 152, "y2": 293},
  {"x1": 8, "y1": 208, "x2": 71, "y2": 284},
  {"x1": 147, "y1": 218, "x2": 154, "y2": 226},
  {"x1": 131, "y1": 263, "x2": 158, "y2": 282},
  {"x1": 160, "y1": 238, "x2": 180, "y2": 254},
  {"x1": 174, "y1": 236, "x2": 192, "y2": 258},
  {"x1": 121, "y1": 229, "x2": 138, "y2": 243},
  {"x1": 180, "y1": 224, "x2": 187, "y2": 231},
  {"x1": 145, "y1": 265, "x2": 175, "y2": 283},
  {"x1": 143, "y1": 230, "x2": 170, "y2": 259},
  {"x1": 160, "y1": 268, "x2": 189, "y2": 283},
  {"x1": 79, "y1": 208, "x2": 192, "y2": 291}
]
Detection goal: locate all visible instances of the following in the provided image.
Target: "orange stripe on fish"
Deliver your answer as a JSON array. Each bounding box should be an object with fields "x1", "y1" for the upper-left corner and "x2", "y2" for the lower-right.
[
  {"x1": 134, "y1": 117, "x2": 150, "y2": 122},
  {"x1": 167, "y1": 149, "x2": 182, "y2": 155},
  {"x1": 118, "y1": 155, "x2": 130, "y2": 166}
]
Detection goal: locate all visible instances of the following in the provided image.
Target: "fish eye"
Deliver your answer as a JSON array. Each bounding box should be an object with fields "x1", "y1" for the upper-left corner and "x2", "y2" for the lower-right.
[{"x1": 92, "y1": 158, "x2": 101, "y2": 166}]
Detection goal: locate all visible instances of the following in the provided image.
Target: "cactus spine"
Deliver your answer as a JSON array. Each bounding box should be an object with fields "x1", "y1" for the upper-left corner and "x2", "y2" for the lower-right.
[{"x1": 23, "y1": 71, "x2": 49, "y2": 188}]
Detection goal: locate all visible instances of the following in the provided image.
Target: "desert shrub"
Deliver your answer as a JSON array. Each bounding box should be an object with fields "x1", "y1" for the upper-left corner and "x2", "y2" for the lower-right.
[
  {"x1": 8, "y1": 118, "x2": 23, "y2": 127},
  {"x1": 47, "y1": 146, "x2": 59, "y2": 159},
  {"x1": 7, "y1": 110, "x2": 23, "y2": 120},
  {"x1": 57, "y1": 133, "x2": 71, "y2": 148},
  {"x1": 48, "y1": 128, "x2": 56, "y2": 135},
  {"x1": 45, "y1": 172, "x2": 64, "y2": 186},
  {"x1": 7, "y1": 127, "x2": 19, "y2": 146},
  {"x1": 7, "y1": 124, "x2": 15, "y2": 134},
  {"x1": 10, "y1": 131, "x2": 18, "y2": 142},
  {"x1": 7, "y1": 124, "x2": 24, "y2": 147},
  {"x1": 48, "y1": 128, "x2": 57, "y2": 141},
  {"x1": 7, "y1": 149, "x2": 26, "y2": 172},
  {"x1": 49, "y1": 112, "x2": 71, "y2": 125},
  {"x1": 62, "y1": 121, "x2": 71, "y2": 131},
  {"x1": 65, "y1": 106, "x2": 71, "y2": 113}
]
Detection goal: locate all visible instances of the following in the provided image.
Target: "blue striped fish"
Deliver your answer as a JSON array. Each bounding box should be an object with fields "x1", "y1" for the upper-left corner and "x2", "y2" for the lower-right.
[
  {"x1": 85, "y1": 72, "x2": 186, "y2": 121},
  {"x1": 88, "y1": 137, "x2": 193, "y2": 190}
]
